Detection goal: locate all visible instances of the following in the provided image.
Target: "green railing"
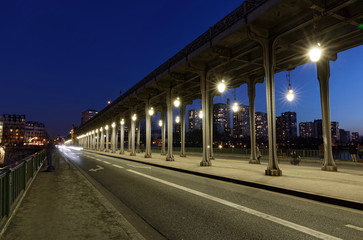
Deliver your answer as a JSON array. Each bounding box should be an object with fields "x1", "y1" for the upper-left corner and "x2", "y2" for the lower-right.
[{"x1": 0, "y1": 150, "x2": 46, "y2": 233}]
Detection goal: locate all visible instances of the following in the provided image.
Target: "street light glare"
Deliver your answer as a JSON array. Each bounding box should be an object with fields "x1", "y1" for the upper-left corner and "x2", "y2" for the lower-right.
[
  {"x1": 217, "y1": 80, "x2": 226, "y2": 93},
  {"x1": 174, "y1": 97, "x2": 181, "y2": 107},
  {"x1": 309, "y1": 43, "x2": 322, "y2": 62},
  {"x1": 120, "y1": 119, "x2": 125, "y2": 125},
  {"x1": 175, "y1": 116, "x2": 180, "y2": 123},
  {"x1": 286, "y1": 88, "x2": 295, "y2": 102},
  {"x1": 132, "y1": 114, "x2": 137, "y2": 121},
  {"x1": 232, "y1": 102, "x2": 239, "y2": 112},
  {"x1": 199, "y1": 110, "x2": 203, "y2": 118},
  {"x1": 159, "y1": 120, "x2": 163, "y2": 127},
  {"x1": 148, "y1": 107, "x2": 154, "y2": 116}
]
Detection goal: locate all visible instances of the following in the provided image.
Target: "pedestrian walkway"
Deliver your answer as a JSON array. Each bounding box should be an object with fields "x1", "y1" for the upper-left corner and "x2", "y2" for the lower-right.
[
  {"x1": 1, "y1": 150, "x2": 144, "y2": 240},
  {"x1": 87, "y1": 149, "x2": 363, "y2": 209}
]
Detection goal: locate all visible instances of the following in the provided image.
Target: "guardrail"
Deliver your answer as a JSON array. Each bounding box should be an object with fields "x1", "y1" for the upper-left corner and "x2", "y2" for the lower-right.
[{"x1": 0, "y1": 150, "x2": 46, "y2": 233}]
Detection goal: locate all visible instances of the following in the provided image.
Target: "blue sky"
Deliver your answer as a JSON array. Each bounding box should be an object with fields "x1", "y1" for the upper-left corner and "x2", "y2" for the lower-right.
[{"x1": 0, "y1": 0, "x2": 362, "y2": 138}]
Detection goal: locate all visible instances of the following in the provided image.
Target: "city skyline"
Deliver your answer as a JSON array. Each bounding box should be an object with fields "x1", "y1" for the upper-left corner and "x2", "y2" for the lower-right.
[{"x1": 0, "y1": 1, "x2": 362, "y2": 138}]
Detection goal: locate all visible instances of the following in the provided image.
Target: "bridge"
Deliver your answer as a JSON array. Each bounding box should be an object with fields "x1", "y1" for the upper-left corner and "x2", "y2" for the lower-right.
[{"x1": 69, "y1": 0, "x2": 363, "y2": 175}]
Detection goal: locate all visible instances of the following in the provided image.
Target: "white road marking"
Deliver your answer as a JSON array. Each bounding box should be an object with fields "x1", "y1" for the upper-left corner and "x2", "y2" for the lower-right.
[
  {"x1": 345, "y1": 224, "x2": 363, "y2": 232},
  {"x1": 103, "y1": 161, "x2": 111, "y2": 164},
  {"x1": 94, "y1": 158, "x2": 102, "y2": 161},
  {"x1": 127, "y1": 169, "x2": 342, "y2": 240},
  {"x1": 112, "y1": 164, "x2": 124, "y2": 169},
  {"x1": 89, "y1": 165, "x2": 104, "y2": 172},
  {"x1": 127, "y1": 164, "x2": 151, "y2": 169}
]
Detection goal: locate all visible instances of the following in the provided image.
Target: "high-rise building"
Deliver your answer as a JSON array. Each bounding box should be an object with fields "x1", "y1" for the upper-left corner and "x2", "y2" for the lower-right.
[
  {"x1": 188, "y1": 109, "x2": 201, "y2": 132},
  {"x1": 352, "y1": 132, "x2": 359, "y2": 142},
  {"x1": 255, "y1": 112, "x2": 268, "y2": 141},
  {"x1": 24, "y1": 121, "x2": 48, "y2": 145},
  {"x1": 339, "y1": 129, "x2": 350, "y2": 145},
  {"x1": 331, "y1": 121, "x2": 340, "y2": 145},
  {"x1": 213, "y1": 103, "x2": 229, "y2": 134},
  {"x1": 276, "y1": 112, "x2": 297, "y2": 142},
  {"x1": 232, "y1": 104, "x2": 249, "y2": 139},
  {"x1": 313, "y1": 119, "x2": 323, "y2": 139},
  {"x1": 299, "y1": 122, "x2": 313, "y2": 138},
  {"x1": 81, "y1": 109, "x2": 98, "y2": 125},
  {"x1": 0, "y1": 114, "x2": 26, "y2": 145}
]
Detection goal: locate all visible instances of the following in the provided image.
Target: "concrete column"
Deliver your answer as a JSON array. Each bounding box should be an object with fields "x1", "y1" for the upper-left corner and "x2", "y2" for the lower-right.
[
  {"x1": 209, "y1": 94, "x2": 215, "y2": 160},
  {"x1": 105, "y1": 125, "x2": 109, "y2": 152},
  {"x1": 166, "y1": 88, "x2": 175, "y2": 161},
  {"x1": 120, "y1": 119, "x2": 125, "y2": 154},
  {"x1": 145, "y1": 103, "x2": 152, "y2": 158},
  {"x1": 130, "y1": 115, "x2": 136, "y2": 156},
  {"x1": 180, "y1": 104, "x2": 186, "y2": 157},
  {"x1": 317, "y1": 58, "x2": 337, "y2": 171},
  {"x1": 248, "y1": 79, "x2": 259, "y2": 164},
  {"x1": 200, "y1": 71, "x2": 211, "y2": 166},
  {"x1": 127, "y1": 122, "x2": 131, "y2": 152},
  {"x1": 161, "y1": 108, "x2": 166, "y2": 155},
  {"x1": 136, "y1": 120, "x2": 141, "y2": 153},
  {"x1": 111, "y1": 123, "x2": 116, "y2": 153},
  {"x1": 100, "y1": 127, "x2": 105, "y2": 151},
  {"x1": 93, "y1": 132, "x2": 96, "y2": 149},
  {"x1": 97, "y1": 130, "x2": 100, "y2": 150}
]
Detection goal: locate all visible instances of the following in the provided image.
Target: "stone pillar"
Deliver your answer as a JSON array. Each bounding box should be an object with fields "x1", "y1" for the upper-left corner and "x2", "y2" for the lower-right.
[
  {"x1": 105, "y1": 125, "x2": 109, "y2": 152},
  {"x1": 209, "y1": 94, "x2": 215, "y2": 160},
  {"x1": 200, "y1": 71, "x2": 211, "y2": 166},
  {"x1": 120, "y1": 119, "x2": 125, "y2": 154},
  {"x1": 145, "y1": 103, "x2": 152, "y2": 158},
  {"x1": 166, "y1": 88, "x2": 175, "y2": 161},
  {"x1": 100, "y1": 127, "x2": 105, "y2": 151},
  {"x1": 111, "y1": 123, "x2": 116, "y2": 153},
  {"x1": 248, "y1": 79, "x2": 260, "y2": 164},
  {"x1": 180, "y1": 103, "x2": 186, "y2": 157},
  {"x1": 317, "y1": 58, "x2": 337, "y2": 171},
  {"x1": 136, "y1": 120, "x2": 141, "y2": 153},
  {"x1": 161, "y1": 108, "x2": 166, "y2": 155},
  {"x1": 130, "y1": 115, "x2": 136, "y2": 156},
  {"x1": 97, "y1": 129, "x2": 100, "y2": 150},
  {"x1": 127, "y1": 121, "x2": 131, "y2": 152}
]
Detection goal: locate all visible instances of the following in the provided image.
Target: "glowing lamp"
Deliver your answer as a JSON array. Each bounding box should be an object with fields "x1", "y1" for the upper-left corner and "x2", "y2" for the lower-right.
[
  {"x1": 148, "y1": 107, "x2": 154, "y2": 116},
  {"x1": 286, "y1": 88, "x2": 295, "y2": 102},
  {"x1": 174, "y1": 97, "x2": 180, "y2": 107},
  {"x1": 309, "y1": 43, "x2": 322, "y2": 62},
  {"x1": 198, "y1": 110, "x2": 203, "y2": 118},
  {"x1": 159, "y1": 120, "x2": 163, "y2": 127},
  {"x1": 232, "y1": 102, "x2": 239, "y2": 112},
  {"x1": 217, "y1": 80, "x2": 226, "y2": 93},
  {"x1": 175, "y1": 116, "x2": 180, "y2": 123},
  {"x1": 120, "y1": 119, "x2": 125, "y2": 125},
  {"x1": 132, "y1": 114, "x2": 137, "y2": 121}
]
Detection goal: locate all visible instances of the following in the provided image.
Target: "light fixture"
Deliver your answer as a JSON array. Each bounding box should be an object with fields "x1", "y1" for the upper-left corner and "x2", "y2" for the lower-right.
[
  {"x1": 105, "y1": 125, "x2": 109, "y2": 130},
  {"x1": 175, "y1": 116, "x2": 180, "y2": 123},
  {"x1": 108, "y1": 100, "x2": 111, "y2": 105},
  {"x1": 232, "y1": 102, "x2": 239, "y2": 112},
  {"x1": 218, "y1": 144, "x2": 222, "y2": 149},
  {"x1": 132, "y1": 114, "x2": 137, "y2": 121},
  {"x1": 92, "y1": 131, "x2": 95, "y2": 134},
  {"x1": 159, "y1": 120, "x2": 163, "y2": 127},
  {"x1": 111, "y1": 122, "x2": 116, "y2": 128},
  {"x1": 217, "y1": 80, "x2": 226, "y2": 93},
  {"x1": 309, "y1": 43, "x2": 322, "y2": 62},
  {"x1": 286, "y1": 71, "x2": 295, "y2": 102},
  {"x1": 96, "y1": 129, "x2": 98, "y2": 133},
  {"x1": 120, "y1": 119, "x2": 125, "y2": 125},
  {"x1": 100, "y1": 127, "x2": 103, "y2": 131},
  {"x1": 174, "y1": 97, "x2": 180, "y2": 107},
  {"x1": 148, "y1": 107, "x2": 154, "y2": 116},
  {"x1": 198, "y1": 110, "x2": 203, "y2": 118}
]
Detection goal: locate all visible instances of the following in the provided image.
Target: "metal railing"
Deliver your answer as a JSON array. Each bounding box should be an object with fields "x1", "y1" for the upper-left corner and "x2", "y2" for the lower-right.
[{"x1": 0, "y1": 150, "x2": 46, "y2": 232}]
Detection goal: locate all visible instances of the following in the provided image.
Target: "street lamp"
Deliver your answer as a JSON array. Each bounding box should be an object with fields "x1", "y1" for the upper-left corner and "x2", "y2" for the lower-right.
[
  {"x1": 111, "y1": 122, "x2": 116, "y2": 128},
  {"x1": 175, "y1": 116, "x2": 180, "y2": 123},
  {"x1": 148, "y1": 107, "x2": 154, "y2": 116},
  {"x1": 174, "y1": 97, "x2": 181, "y2": 107},
  {"x1": 217, "y1": 80, "x2": 226, "y2": 93},
  {"x1": 105, "y1": 125, "x2": 109, "y2": 130},
  {"x1": 198, "y1": 110, "x2": 203, "y2": 118},
  {"x1": 309, "y1": 43, "x2": 322, "y2": 62},
  {"x1": 286, "y1": 71, "x2": 295, "y2": 102},
  {"x1": 159, "y1": 120, "x2": 163, "y2": 127},
  {"x1": 132, "y1": 114, "x2": 137, "y2": 121},
  {"x1": 120, "y1": 119, "x2": 125, "y2": 125},
  {"x1": 232, "y1": 102, "x2": 239, "y2": 112}
]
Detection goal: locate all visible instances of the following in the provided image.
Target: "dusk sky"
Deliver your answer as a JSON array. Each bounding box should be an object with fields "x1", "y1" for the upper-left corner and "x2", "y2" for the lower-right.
[{"x1": 1, "y1": 0, "x2": 362, "y2": 138}]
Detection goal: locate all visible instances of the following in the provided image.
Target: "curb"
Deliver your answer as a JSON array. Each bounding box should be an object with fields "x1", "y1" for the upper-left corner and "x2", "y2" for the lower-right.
[{"x1": 87, "y1": 150, "x2": 363, "y2": 211}]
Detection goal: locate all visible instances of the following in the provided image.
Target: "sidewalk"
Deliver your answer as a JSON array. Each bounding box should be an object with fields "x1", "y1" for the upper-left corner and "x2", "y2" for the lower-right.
[
  {"x1": 87, "y1": 149, "x2": 363, "y2": 209},
  {"x1": 1, "y1": 150, "x2": 144, "y2": 240}
]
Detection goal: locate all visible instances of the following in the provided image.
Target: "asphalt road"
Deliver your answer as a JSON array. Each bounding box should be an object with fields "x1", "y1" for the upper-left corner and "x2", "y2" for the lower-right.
[{"x1": 59, "y1": 147, "x2": 363, "y2": 240}]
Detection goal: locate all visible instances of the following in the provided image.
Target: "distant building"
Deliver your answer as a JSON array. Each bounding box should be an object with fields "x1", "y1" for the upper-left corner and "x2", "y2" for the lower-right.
[
  {"x1": 352, "y1": 132, "x2": 359, "y2": 142},
  {"x1": 313, "y1": 119, "x2": 323, "y2": 139},
  {"x1": 24, "y1": 121, "x2": 48, "y2": 145},
  {"x1": 276, "y1": 112, "x2": 297, "y2": 142},
  {"x1": 188, "y1": 109, "x2": 201, "y2": 132},
  {"x1": 81, "y1": 109, "x2": 98, "y2": 125},
  {"x1": 255, "y1": 112, "x2": 268, "y2": 141},
  {"x1": 299, "y1": 122, "x2": 313, "y2": 138},
  {"x1": 0, "y1": 114, "x2": 26, "y2": 145},
  {"x1": 339, "y1": 129, "x2": 350, "y2": 145},
  {"x1": 232, "y1": 104, "x2": 249, "y2": 139},
  {"x1": 331, "y1": 121, "x2": 340, "y2": 145},
  {"x1": 213, "y1": 103, "x2": 229, "y2": 135}
]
